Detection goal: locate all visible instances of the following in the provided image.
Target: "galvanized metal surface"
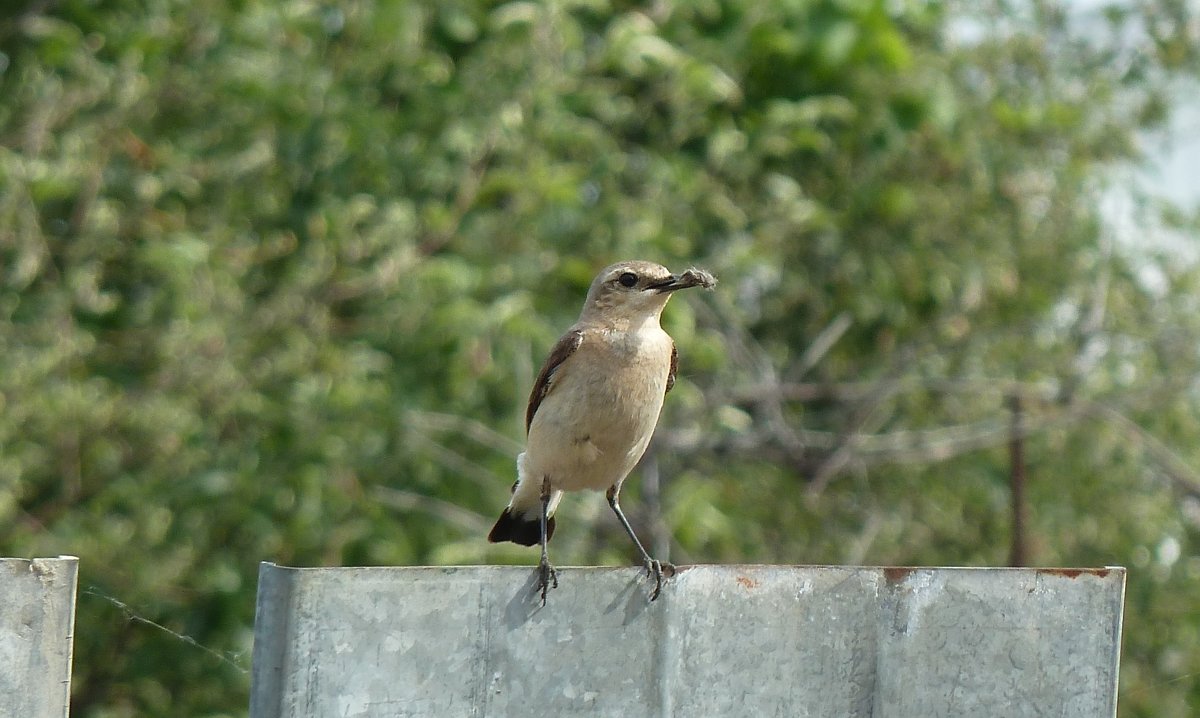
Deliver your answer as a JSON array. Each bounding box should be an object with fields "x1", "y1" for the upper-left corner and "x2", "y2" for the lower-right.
[
  {"x1": 0, "y1": 556, "x2": 78, "y2": 718},
  {"x1": 251, "y1": 564, "x2": 1125, "y2": 718}
]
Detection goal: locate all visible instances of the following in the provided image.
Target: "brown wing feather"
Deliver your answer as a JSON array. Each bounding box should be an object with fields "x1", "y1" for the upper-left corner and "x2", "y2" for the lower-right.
[
  {"x1": 526, "y1": 329, "x2": 584, "y2": 433},
  {"x1": 666, "y1": 341, "x2": 678, "y2": 395}
]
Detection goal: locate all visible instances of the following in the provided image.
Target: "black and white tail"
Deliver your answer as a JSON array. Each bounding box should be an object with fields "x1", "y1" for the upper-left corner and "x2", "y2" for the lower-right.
[{"x1": 487, "y1": 508, "x2": 555, "y2": 546}]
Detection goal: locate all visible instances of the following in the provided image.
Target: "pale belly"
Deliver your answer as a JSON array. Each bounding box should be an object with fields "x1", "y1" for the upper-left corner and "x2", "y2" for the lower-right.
[{"x1": 523, "y1": 339, "x2": 670, "y2": 493}]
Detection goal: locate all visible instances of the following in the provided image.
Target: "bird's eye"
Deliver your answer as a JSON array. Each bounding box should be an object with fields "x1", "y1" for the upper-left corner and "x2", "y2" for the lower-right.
[{"x1": 618, "y1": 272, "x2": 638, "y2": 288}]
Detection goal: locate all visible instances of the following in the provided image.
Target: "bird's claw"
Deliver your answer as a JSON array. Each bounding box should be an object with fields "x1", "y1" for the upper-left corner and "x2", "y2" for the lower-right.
[
  {"x1": 537, "y1": 558, "x2": 558, "y2": 606},
  {"x1": 644, "y1": 559, "x2": 676, "y2": 601}
]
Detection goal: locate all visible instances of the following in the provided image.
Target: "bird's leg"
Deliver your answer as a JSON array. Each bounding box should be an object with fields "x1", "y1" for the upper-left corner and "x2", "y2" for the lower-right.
[
  {"x1": 606, "y1": 484, "x2": 675, "y2": 601},
  {"x1": 537, "y1": 475, "x2": 557, "y2": 606}
]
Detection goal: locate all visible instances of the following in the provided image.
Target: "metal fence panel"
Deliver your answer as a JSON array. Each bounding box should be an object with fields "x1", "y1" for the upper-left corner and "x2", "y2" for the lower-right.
[
  {"x1": 0, "y1": 556, "x2": 79, "y2": 718},
  {"x1": 251, "y1": 564, "x2": 1124, "y2": 718}
]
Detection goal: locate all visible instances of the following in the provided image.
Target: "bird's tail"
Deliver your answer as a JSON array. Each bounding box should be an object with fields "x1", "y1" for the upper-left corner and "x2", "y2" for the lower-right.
[
  {"x1": 489, "y1": 453, "x2": 561, "y2": 546},
  {"x1": 487, "y1": 508, "x2": 555, "y2": 546}
]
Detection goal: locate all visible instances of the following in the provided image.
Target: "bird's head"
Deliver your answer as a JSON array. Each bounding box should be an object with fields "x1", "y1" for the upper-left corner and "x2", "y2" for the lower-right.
[{"x1": 580, "y1": 260, "x2": 716, "y2": 326}]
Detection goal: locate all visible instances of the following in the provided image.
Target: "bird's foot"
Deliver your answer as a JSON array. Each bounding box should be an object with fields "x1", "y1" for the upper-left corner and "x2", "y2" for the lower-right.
[
  {"x1": 537, "y1": 557, "x2": 558, "y2": 606},
  {"x1": 644, "y1": 558, "x2": 677, "y2": 601}
]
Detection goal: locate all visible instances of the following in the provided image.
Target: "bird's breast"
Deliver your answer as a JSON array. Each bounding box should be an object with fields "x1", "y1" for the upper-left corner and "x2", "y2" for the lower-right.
[
  {"x1": 571, "y1": 327, "x2": 672, "y2": 427},
  {"x1": 524, "y1": 327, "x2": 672, "y2": 490}
]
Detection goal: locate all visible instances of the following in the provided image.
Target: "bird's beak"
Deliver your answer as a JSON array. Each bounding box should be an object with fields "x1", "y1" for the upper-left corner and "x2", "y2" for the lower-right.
[{"x1": 649, "y1": 268, "x2": 718, "y2": 293}]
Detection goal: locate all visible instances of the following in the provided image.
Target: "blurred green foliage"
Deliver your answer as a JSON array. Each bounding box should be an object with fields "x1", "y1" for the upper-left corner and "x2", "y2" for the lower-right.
[{"x1": 2, "y1": 0, "x2": 1199, "y2": 715}]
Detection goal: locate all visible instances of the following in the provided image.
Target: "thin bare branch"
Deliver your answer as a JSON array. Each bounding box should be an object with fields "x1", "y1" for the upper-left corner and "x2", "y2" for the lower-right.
[
  {"x1": 792, "y1": 311, "x2": 853, "y2": 380},
  {"x1": 407, "y1": 432, "x2": 507, "y2": 492},
  {"x1": 639, "y1": 449, "x2": 671, "y2": 560},
  {"x1": 661, "y1": 402, "x2": 1091, "y2": 469},
  {"x1": 373, "y1": 486, "x2": 493, "y2": 534},
  {"x1": 842, "y1": 510, "x2": 884, "y2": 565},
  {"x1": 1087, "y1": 404, "x2": 1200, "y2": 499},
  {"x1": 1008, "y1": 393, "x2": 1029, "y2": 567},
  {"x1": 806, "y1": 379, "x2": 901, "y2": 496},
  {"x1": 725, "y1": 378, "x2": 1063, "y2": 405},
  {"x1": 406, "y1": 410, "x2": 523, "y2": 455}
]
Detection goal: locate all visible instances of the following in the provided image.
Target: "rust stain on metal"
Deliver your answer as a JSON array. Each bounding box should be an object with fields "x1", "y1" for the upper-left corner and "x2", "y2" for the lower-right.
[
  {"x1": 1038, "y1": 568, "x2": 1111, "y2": 579},
  {"x1": 884, "y1": 567, "x2": 917, "y2": 584},
  {"x1": 735, "y1": 575, "x2": 759, "y2": 590}
]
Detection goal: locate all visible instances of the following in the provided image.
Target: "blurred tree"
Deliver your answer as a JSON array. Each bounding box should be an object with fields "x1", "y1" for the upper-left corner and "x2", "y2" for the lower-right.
[{"x1": 1, "y1": 0, "x2": 1198, "y2": 715}]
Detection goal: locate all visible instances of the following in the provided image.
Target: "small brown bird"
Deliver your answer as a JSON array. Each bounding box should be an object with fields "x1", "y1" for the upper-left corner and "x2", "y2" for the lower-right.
[{"x1": 488, "y1": 260, "x2": 716, "y2": 604}]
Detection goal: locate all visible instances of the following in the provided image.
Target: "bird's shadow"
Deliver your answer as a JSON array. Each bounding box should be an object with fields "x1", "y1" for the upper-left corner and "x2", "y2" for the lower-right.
[
  {"x1": 503, "y1": 568, "x2": 545, "y2": 629},
  {"x1": 502, "y1": 567, "x2": 658, "y2": 629},
  {"x1": 602, "y1": 570, "x2": 653, "y2": 626}
]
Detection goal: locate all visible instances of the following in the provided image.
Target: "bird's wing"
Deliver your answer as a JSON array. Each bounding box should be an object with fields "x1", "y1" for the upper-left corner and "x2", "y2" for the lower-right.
[
  {"x1": 666, "y1": 341, "x2": 677, "y2": 395},
  {"x1": 526, "y1": 328, "x2": 584, "y2": 433}
]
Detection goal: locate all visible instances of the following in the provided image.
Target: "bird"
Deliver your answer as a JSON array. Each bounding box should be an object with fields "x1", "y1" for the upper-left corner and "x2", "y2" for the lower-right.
[{"x1": 488, "y1": 260, "x2": 716, "y2": 605}]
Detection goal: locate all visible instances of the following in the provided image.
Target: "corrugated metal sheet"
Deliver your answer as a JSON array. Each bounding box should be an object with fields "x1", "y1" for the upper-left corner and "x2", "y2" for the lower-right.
[{"x1": 251, "y1": 564, "x2": 1124, "y2": 717}]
